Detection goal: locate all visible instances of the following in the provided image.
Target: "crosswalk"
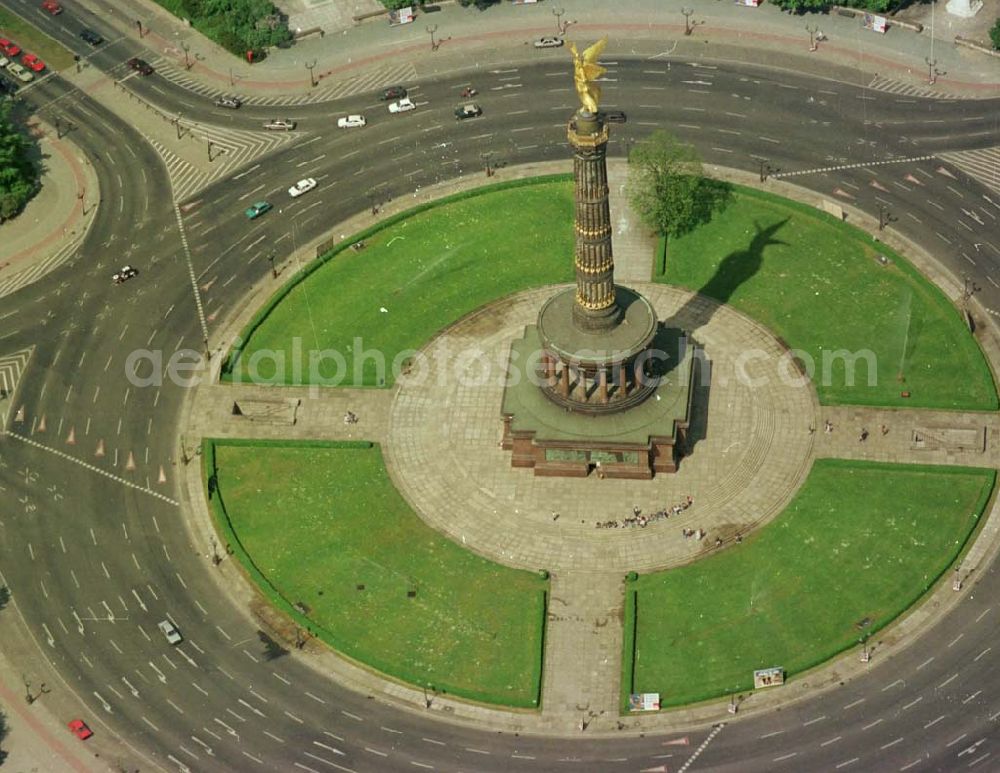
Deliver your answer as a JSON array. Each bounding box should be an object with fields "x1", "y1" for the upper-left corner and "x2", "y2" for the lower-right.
[
  {"x1": 865, "y1": 76, "x2": 964, "y2": 101},
  {"x1": 148, "y1": 56, "x2": 418, "y2": 107},
  {"x1": 0, "y1": 347, "x2": 32, "y2": 428},
  {"x1": 149, "y1": 122, "x2": 296, "y2": 202},
  {"x1": 0, "y1": 236, "x2": 82, "y2": 300},
  {"x1": 937, "y1": 147, "x2": 1000, "y2": 197}
]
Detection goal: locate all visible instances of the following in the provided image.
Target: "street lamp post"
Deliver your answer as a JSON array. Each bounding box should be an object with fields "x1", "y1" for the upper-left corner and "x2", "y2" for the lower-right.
[
  {"x1": 426, "y1": 25, "x2": 439, "y2": 51},
  {"x1": 924, "y1": 56, "x2": 939, "y2": 85},
  {"x1": 805, "y1": 24, "x2": 819, "y2": 52},
  {"x1": 481, "y1": 151, "x2": 494, "y2": 178},
  {"x1": 305, "y1": 60, "x2": 317, "y2": 88},
  {"x1": 681, "y1": 7, "x2": 694, "y2": 36},
  {"x1": 181, "y1": 42, "x2": 191, "y2": 70},
  {"x1": 553, "y1": 6, "x2": 565, "y2": 33},
  {"x1": 267, "y1": 250, "x2": 277, "y2": 279},
  {"x1": 759, "y1": 159, "x2": 772, "y2": 183},
  {"x1": 136, "y1": 19, "x2": 144, "y2": 38},
  {"x1": 173, "y1": 113, "x2": 183, "y2": 140}
]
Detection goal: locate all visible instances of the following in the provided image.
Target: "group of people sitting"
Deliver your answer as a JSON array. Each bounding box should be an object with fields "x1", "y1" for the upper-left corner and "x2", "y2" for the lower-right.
[{"x1": 595, "y1": 496, "x2": 693, "y2": 529}]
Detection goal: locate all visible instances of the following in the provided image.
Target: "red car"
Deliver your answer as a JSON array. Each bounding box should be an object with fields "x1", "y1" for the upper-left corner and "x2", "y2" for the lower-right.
[
  {"x1": 67, "y1": 719, "x2": 93, "y2": 740},
  {"x1": 41, "y1": 1, "x2": 63, "y2": 14},
  {"x1": 21, "y1": 53, "x2": 46, "y2": 73},
  {"x1": 0, "y1": 39, "x2": 21, "y2": 58}
]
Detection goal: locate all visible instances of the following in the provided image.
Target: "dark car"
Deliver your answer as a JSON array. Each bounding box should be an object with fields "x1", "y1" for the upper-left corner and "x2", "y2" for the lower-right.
[
  {"x1": 79, "y1": 29, "x2": 104, "y2": 46},
  {"x1": 603, "y1": 110, "x2": 627, "y2": 124},
  {"x1": 214, "y1": 95, "x2": 242, "y2": 109},
  {"x1": 126, "y1": 57, "x2": 154, "y2": 75},
  {"x1": 112, "y1": 265, "x2": 138, "y2": 284},
  {"x1": 454, "y1": 103, "x2": 482, "y2": 120},
  {"x1": 378, "y1": 85, "x2": 407, "y2": 101}
]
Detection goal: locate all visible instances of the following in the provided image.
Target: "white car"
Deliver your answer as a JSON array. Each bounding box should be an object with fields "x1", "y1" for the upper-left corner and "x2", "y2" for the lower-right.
[
  {"x1": 157, "y1": 619, "x2": 182, "y2": 645},
  {"x1": 388, "y1": 97, "x2": 415, "y2": 114},
  {"x1": 0, "y1": 56, "x2": 8, "y2": 69},
  {"x1": 337, "y1": 114, "x2": 366, "y2": 129},
  {"x1": 534, "y1": 37, "x2": 564, "y2": 49},
  {"x1": 6, "y1": 62, "x2": 33, "y2": 83},
  {"x1": 288, "y1": 178, "x2": 317, "y2": 198},
  {"x1": 263, "y1": 118, "x2": 296, "y2": 131}
]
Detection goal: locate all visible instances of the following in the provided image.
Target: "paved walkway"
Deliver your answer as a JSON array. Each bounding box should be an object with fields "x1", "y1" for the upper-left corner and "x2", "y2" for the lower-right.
[
  {"x1": 608, "y1": 162, "x2": 656, "y2": 283},
  {"x1": 542, "y1": 572, "x2": 625, "y2": 725}
]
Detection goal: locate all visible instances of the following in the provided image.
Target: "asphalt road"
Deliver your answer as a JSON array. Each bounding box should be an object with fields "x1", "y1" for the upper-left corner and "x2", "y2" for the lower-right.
[{"x1": 1, "y1": 7, "x2": 999, "y2": 772}]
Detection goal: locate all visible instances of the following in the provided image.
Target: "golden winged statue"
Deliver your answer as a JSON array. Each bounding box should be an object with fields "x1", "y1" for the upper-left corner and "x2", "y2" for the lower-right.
[{"x1": 569, "y1": 36, "x2": 608, "y2": 114}]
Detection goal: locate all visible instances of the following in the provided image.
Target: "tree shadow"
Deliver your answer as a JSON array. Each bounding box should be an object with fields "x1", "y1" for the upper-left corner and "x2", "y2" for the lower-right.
[{"x1": 664, "y1": 218, "x2": 789, "y2": 333}]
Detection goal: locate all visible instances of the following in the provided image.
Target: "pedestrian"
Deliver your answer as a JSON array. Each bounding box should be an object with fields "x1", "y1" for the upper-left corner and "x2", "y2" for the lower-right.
[
  {"x1": 859, "y1": 428, "x2": 869, "y2": 442},
  {"x1": 880, "y1": 424, "x2": 889, "y2": 436},
  {"x1": 633, "y1": 505, "x2": 641, "y2": 517},
  {"x1": 824, "y1": 420, "x2": 833, "y2": 433}
]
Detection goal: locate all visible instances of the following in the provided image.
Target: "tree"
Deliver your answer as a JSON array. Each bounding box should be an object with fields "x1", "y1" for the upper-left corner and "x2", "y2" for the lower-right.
[
  {"x1": 0, "y1": 101, "x2": 38, "y2": 223},
  {"x1": 990, "y1": 18, "x2": 1000, "y2": 50},
  {"x1": 626, "y1": 130, "x2": 730, "y2": 242}
]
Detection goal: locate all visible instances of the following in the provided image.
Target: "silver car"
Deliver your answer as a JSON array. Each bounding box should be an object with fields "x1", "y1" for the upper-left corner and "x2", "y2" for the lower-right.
[
  {"x1": 158, "y1": 619, "x2": 182, "y2": 645},
  {"x1": 263, "y1": 118, "x2": 296, "y2": 131}
]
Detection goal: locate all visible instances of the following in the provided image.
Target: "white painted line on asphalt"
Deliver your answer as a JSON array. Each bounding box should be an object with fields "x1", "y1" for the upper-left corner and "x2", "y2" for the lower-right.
[
  {"x1": 803, "y1": 715, "x2": 826, "y2": 726},
  {"x1": 939, "y1": 673, "x2": 959, "y2": 689},
  {"x1": 861, "y1": 718, "x2": 883, "y2": 731},
  {"x1": 882, "y1": 679, "x2": 904, "y2": 691},
  {"x1": 341, "y1": 710, "x2": 363, "y2": 721},
  {"x1": 925, "y1": 714, "x2": 946, "y2": 729},
  {"x1": 465, "y1": 748, "x2": 490, "y2": 754},
  {"x1": 365, "y1": 747, "x2": 388, "y2": 756},
  {"x1": 963, "y1": 690, "x2": 983, "y2": 704},
  {"x1": 422, "y1": 738, "x2": 445, "y2": 746},
  {"x1": 273, "y1": 672, "x2": 291, "y2": 685},
  {"x1": 305, "y1": 691, "x2": 327, "y2": 704},
  {"x1": 916, "y1": 656, "x2": 935, "y2": 670},
  {"x1": 902, "y1": 696, "x2": 923, "y2": 710},
  {"x1": 821, "y1": 736, "x2": 842, "y2": 747},
  {"x1": 773, "y1": 753, "x2": 797, "y2": 762},
  {"x1": 836, "y1": 758, "x2": 859, "y2": 769},
  {"x1": 974, "y1": 648, "x2": 992, "y2": 662},
  {"x1": 976, "y1": 609, "x2": 991, "y2": 623},
  {"x1": 947, "y1": 733, "x2": 969, "y2": 748},
  {"x1": 881, "y1": 737, "x2": 903, "y2": 750},
  {"x1": 759, "y1": 730, "x2": 784, "y2": 739}
]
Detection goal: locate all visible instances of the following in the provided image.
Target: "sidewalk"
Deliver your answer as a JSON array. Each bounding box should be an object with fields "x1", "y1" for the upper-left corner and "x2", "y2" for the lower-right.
[{"x1": 79, "y1": 0, "x2": 999, "y2": 99}]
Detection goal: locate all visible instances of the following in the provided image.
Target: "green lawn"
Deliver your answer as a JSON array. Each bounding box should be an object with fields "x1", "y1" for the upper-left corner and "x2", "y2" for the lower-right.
[
  {"x1": 625, "y1": 460, "x2": 994, "y2": 708},
  {"x1": 0, "y1": 10, "x2": 75, "y2": 71},
  {"x1": 230, "y1": 180, "x2": 574, "y2": 387},
  {"x1": 210, "y1": 440, "x2": 548, "y2": 707},
  {"x1": 662, "y1": 186, "x2": 997, "y2": 410}
]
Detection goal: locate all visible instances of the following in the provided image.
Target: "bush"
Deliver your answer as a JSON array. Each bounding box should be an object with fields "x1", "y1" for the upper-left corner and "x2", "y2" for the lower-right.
[
  {"x1": 990, "y1": 18, "x2": 1000, "y2": 50},
  {"x1": 0, "y1": 102, "x2": 38, "y2": 223},
  {"x1": 150, "y1": 0, "x2": 291, "y2": 58}
]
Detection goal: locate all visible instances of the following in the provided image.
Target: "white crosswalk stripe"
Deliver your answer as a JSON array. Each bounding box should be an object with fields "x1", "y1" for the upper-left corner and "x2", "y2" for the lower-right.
[
  {"x1": 0, "y1": 347, "x2": 33, "y2": 427},
  {"x1": 0, "y1": 237, "x2": 82, "y2": 300},
  {"x1": 865, "y1": 76, "x2": 963, "y2": 101},
  {"x1": 146, "y1": 57, "x2": 417, "y2": 107},
  {"x1": 148, "y1": 122, "x2": 296, "y2": 202},
  {"x1": 938, "y1": 147, "x2": 1000, "y2": 197}
]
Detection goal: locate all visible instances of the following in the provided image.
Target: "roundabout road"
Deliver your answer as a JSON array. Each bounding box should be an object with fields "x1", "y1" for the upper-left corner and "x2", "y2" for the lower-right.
[{"x1": 1, "y1": 12, "x2": 999, "y2": 771}]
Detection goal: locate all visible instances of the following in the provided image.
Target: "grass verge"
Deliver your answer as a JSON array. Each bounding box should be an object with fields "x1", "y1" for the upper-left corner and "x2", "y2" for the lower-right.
[
  {"x1": 0, "y1": 10, "x2": 75, "y2": 71},
  {"x1": 205, "y1": 439, "x2": 548, "y2": 707},
  {"x1": 624, "y1": 460, "x2": 994, "y2": 709},
  {"x1": 661, "y1": 185, "x2": 997, "y2": 410}
]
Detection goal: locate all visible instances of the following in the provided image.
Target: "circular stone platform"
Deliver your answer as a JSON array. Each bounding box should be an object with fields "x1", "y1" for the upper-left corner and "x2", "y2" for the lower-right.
[{"x1": 384, "y1": 284, "x2": 819, "y2": 574}]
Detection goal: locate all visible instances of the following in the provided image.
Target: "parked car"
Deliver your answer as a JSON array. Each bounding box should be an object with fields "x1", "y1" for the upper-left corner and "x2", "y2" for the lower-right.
[
  {"x1": 214, "y1": 95, "x2": 242, "y2": 109},
  {"x1": 21, "y1": 54, "x2": 45, "y2": 73},
  {"x1": 6, "y1": 63, "x2": 33, "y2": 83},
  {"x1": 41, "y1": 0, "x2": 63, "y2": 15},
  {"x1": 0, "y1": 39, "x2": 21, "y2": 58},
  {"x1": 534, "y1": 37, "x2": 564, "y2": 49},
  {"x1": 245, "y1": 201, "x2": 272, "y2": 220},
  {"x1": 262, "y1": 118, "x2": 296, "y2": 131},
  {"x1": 337, "y1": 114, "x2": 366, "y2": 129},
  {"x1": 79, "y1": 29, "x2": 104, "y2": 46},
  {"x1": 158, "y1": 619, "x2": 182, "y2": 645},
  {"x1": 67, "y1": 719, "x2": 92, "y2": 740},
  {"x1": 378, "y1": 85, "x2": 407, "y2": 101},
  {"x1": 603, "y1": 110, "x2": 627, "y2": 124},
  {"x1": 126, "y1": 57, "x2": 154, "y2": 75},
  {"x1": 388, "y1": 97, "x2": 415, "y2": 114},
  {"x1": 287, "y1": 178, "x2": 317, "y2": 198},
  {"x1": 0, "y1": 56, "x2": 8, "y2": 69},
  {"x1": 112, "y1": 265, "x2": 138, "y2": 284},
  {"x1": 454, "y1": 103, "x2": 482, "y2": 120}
]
